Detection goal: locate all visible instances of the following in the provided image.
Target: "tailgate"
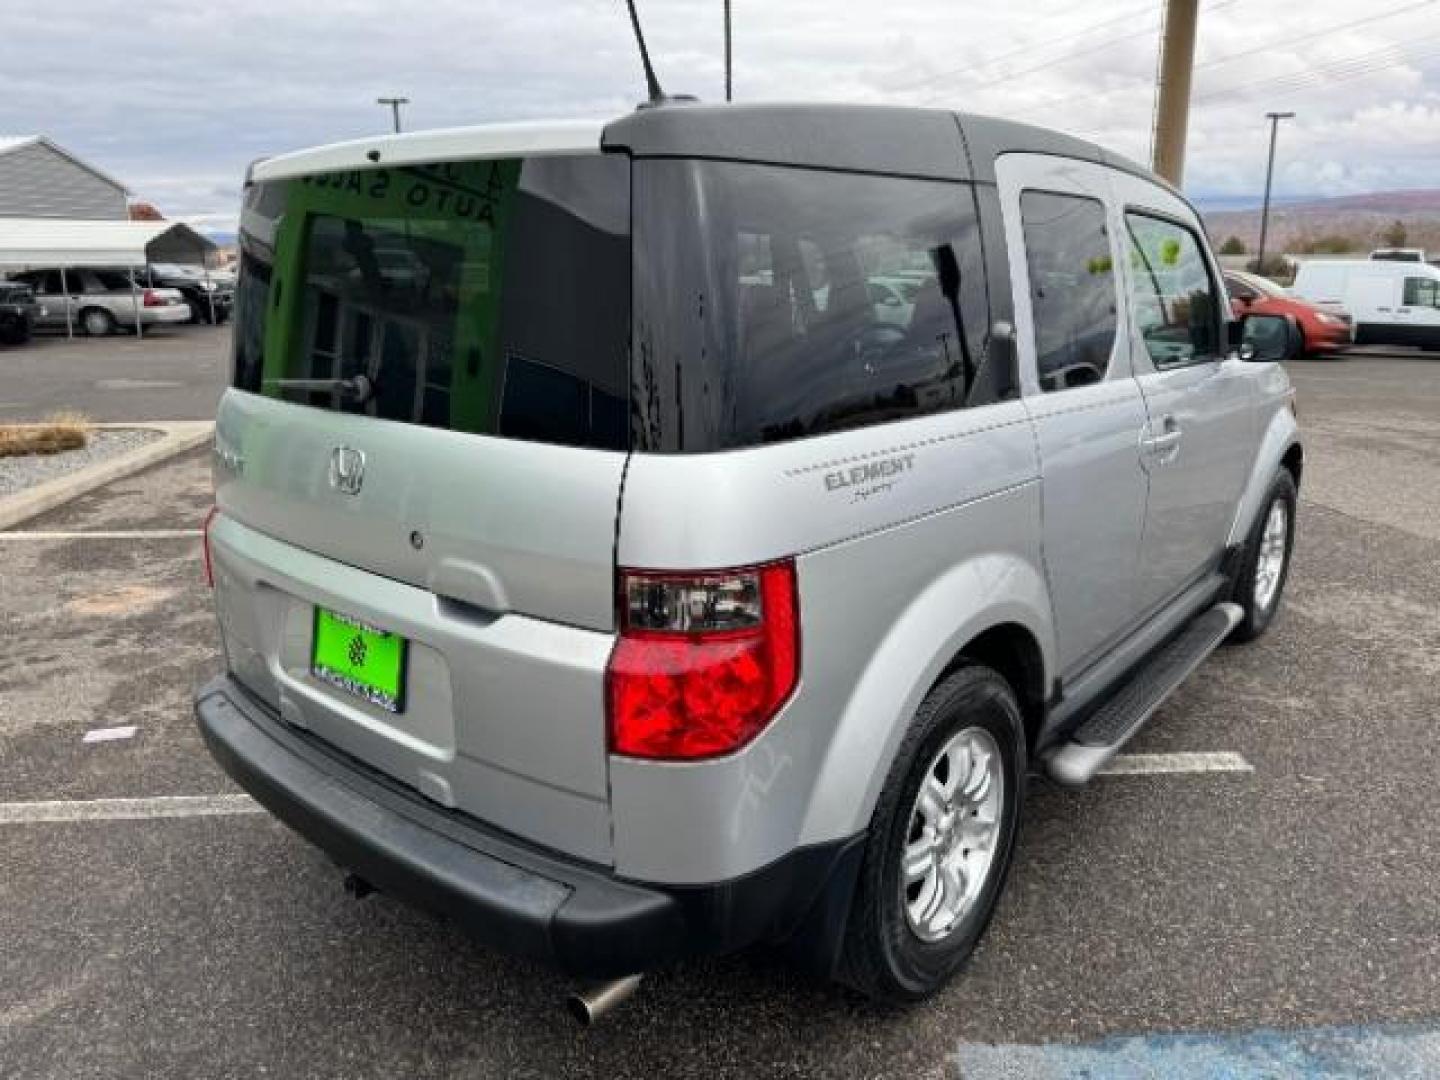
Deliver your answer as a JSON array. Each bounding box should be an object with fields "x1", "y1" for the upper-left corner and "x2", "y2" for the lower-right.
[{"x1": 211, "y1": 149, "x2": 632, "y2": 862}]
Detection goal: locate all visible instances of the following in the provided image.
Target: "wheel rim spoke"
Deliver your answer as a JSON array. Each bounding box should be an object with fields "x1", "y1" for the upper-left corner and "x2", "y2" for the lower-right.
[{"x1": 903, "y1": 835, "x2": 937, "y2": 885}]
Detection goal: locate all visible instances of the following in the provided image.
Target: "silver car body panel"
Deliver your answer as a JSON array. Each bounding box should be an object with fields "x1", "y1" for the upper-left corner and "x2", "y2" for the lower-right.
[
  {"x1": 209, "y1": 511, "x2": 616, "y2": 863},
  {"x1": 612, "y1": 400, "x2": 1046, "y2": 882},
  {"x1": 214, "y1": 391, "x2": 626, "y2": 631},
  {"x1": 211, "y1": 388, "x2": 626, "y2": 865}
]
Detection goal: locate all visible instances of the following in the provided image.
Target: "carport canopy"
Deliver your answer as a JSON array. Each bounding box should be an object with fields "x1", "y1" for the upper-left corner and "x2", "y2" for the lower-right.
[{"x1": 0, "y1": 218, "x2": 216, "y2": 268}]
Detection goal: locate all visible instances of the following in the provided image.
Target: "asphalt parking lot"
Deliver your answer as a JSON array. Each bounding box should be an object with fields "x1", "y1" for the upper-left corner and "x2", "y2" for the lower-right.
[
  {"x1": 0, "y1": 325, "x2": 229, "y2": 423},
  {"x1": 2, "y1": 350, "x2": 1438, "y2": 1077}
]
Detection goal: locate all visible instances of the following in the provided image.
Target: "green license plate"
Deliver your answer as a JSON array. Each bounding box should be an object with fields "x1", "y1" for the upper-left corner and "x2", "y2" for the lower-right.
[{"x1": 310, "y1": 607, "x2": 408, "y2": 713}]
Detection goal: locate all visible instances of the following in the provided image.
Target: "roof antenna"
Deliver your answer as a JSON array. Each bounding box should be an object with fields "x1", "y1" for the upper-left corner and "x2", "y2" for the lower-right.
[
  {"x1": 623, "y1": 0, "x2": 665, "y2": 105},
  {"x1": 621, "y1": 0, "x2": 696, "y2": 108}
]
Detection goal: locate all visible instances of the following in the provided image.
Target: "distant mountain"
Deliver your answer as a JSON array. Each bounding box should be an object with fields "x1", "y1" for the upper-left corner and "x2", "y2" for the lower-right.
[{"x1": 1202, "y1": 189, "x2": 1440, "y2": 254}]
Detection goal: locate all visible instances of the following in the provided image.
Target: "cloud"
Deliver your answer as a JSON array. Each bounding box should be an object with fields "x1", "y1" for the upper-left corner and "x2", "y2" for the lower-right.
[{"x1": 1, "y1": 0, "x2": 1436, "y2": 225}]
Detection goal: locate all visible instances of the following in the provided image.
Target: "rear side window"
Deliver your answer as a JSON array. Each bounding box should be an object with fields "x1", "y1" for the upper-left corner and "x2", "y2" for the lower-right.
[
  {"x1": 231, "y1": 154, "x2": 630, "y2": 451},
  {"x1": 1019, "y1": 190, "x2": 1117, "y2": 393},
  {"x1": 632, "y1": 160, "x2": 991, "y2": 452},
  {"x1": 1123, "y1": 212, "x2": 1221, "y2": 370}
]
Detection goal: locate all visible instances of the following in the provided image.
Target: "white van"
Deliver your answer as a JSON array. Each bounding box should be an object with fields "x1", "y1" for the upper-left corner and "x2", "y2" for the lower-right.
[{"x1": 1292, "y1": 259, "x2": 1440, "y2": 350}]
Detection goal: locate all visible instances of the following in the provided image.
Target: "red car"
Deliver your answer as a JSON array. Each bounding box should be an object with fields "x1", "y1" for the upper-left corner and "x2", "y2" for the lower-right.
[{"x1": 1224, "y1": 270, "x2": 1353, "y2": 356}]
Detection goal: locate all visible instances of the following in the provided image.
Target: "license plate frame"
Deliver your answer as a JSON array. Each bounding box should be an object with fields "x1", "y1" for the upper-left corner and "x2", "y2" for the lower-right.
[{"x1": 310, "y1": 606, "x2": 408, "y2": 714}]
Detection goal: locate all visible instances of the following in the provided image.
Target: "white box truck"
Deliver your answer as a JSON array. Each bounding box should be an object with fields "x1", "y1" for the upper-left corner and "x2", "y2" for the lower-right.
[{"x1": 1292, "y1": 259, "x2": 1440, "y2": 350}]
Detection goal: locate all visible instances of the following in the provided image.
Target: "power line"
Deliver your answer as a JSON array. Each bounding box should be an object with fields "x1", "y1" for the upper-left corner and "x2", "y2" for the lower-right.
[
  {"x1": 884, "y1": 1, "x2": 1157, "y2": 94},
  {"x1": 1193, "y1": 31, "x2": 1440, "y2": 105},
  {"x1": 1003, "y1": 0, "x2": 1439, "y2": 121},
  {"x1": 1192, "y1": 0, "x2": 1436, "y2": 74},
  {"x1": 912, "y1": 0, "x2": 1239, "y2": 107}
]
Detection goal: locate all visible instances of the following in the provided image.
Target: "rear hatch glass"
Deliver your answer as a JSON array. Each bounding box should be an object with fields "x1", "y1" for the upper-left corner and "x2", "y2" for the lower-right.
[{"x1": 233, "y1": 153, "x2": 629, "y2": 449}]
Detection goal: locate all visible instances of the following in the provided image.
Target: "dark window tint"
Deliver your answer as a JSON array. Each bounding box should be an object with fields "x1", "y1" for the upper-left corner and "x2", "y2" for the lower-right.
[
  {"x1": 1123, "y1": 212, "x2": 1221, "y2": 369},
  {"x1": 231, "y1": 154, "x2": 629, "y2": 451},
  {"x1": 1403, "y1": 276, "x2": 1440, "y2": 307},
  {"x1": 1019, "y1": 190, "x2": 1117, "y2": 393},
  {"x1": 92, "y1": 269, "x2": 137, "y2": 291},
  {"x1": 632, "y1": 160, "x2": 992, "y2": 452}
]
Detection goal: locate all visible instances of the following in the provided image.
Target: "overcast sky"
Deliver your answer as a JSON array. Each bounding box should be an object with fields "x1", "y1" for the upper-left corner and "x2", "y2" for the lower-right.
[{"x1": 2, "y1": 0, "x2": 1437, "y2": 231}]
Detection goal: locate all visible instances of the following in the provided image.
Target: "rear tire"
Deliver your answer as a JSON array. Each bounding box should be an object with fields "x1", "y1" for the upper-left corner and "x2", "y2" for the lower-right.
[
  {"x1": 839, "y1": 664, "x2": 1025, "y2": 1003},
  {"x1": 80, "y1": 307, "x2": 115, "y2": 337},
  {"x1": 1229, "y1": 469, "x2": 1297, "y2": 643}
]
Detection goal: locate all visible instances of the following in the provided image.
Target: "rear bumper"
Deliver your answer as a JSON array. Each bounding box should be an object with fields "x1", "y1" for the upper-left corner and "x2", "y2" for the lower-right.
[
  {"x1": 195, "y1": 674, "x2": 857, "y2": 978},
  {"x1": 140, "y1": 305, "x2": 191, "y2": 326}
]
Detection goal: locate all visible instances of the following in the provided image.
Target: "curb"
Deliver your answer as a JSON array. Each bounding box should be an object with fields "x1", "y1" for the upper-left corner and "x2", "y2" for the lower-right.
[{"x1": 0, "y1": 421, "x2": 213, "y2": 531}]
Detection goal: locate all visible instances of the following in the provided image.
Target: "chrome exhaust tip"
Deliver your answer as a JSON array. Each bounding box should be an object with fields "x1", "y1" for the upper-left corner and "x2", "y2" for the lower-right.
[{"x1": 565, "y1": 974, "x2": 643, "y2": 1026}]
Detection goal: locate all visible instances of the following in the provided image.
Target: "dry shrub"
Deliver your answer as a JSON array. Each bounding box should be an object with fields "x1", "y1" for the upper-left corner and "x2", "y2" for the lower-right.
[{"x1": 0, "y1": 412, "x2": 92, "y2": 458}]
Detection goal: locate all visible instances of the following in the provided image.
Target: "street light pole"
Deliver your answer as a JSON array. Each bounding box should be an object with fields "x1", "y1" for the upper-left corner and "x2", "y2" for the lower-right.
[
  {"x1": 1255, "y1": 111, "x2": 1295, "y2": 272},
  {"x1": 377, "y1": 96, "x2": 409, "y2": 134},
  {"x1": 724, "y1": 0, "x2": 733, "y2": 101}
]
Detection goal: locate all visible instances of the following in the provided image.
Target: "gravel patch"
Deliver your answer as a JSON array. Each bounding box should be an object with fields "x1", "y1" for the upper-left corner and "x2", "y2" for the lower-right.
[{"x1": 0, "y1": 428, "x2": 163, "y2": 500}]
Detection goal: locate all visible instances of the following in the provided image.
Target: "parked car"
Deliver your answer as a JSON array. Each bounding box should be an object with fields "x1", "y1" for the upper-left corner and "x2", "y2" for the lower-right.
[
  {"x1": 1223, "y1": 270, "x2": 1352, "y2": 355},
  {"x1": 141, "y1": 263, "x2": 234, "y2": 325},
  {"x1": 1291, "y1": 259, "x2": 1440, "y2": 350},
  {"x1": 196, "y1": 105, "x2": 1303, "y2": 1010},
  {"x1": 9, "y1": 268, "x2": 189, "y2": 336},
  {"x1": 0, "y1": 280, "x2": 43, "y2": 345}
]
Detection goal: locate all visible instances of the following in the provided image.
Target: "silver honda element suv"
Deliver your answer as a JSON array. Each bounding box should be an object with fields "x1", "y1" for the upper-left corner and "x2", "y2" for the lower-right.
[{"x1": 197, "y1": 104, "x2": 1302, "y2": 1008}]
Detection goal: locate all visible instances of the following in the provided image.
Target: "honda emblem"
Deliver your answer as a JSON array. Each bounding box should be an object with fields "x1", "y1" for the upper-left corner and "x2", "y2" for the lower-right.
[{"x1": 329, "y1": 446, "x2": 366, "y2": 495}]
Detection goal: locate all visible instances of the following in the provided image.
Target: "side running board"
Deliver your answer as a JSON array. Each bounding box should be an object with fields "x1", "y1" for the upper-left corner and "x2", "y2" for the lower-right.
[{"x1": 1045, "y1": 602, "x2": 1243, "y2": 787}]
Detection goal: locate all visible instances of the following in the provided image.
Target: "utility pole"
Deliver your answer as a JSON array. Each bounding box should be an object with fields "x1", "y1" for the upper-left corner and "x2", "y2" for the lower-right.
[
  {"x1": 1255, "y1": 111, "x2": 1295, "y2": 272},
  {"x1": 377, "y1": 96, "x2": 409, "y2": 133},
  {"x1": 1152, "y1": 0, "x2": 1199, "y2": 187},
  {"x1": 724, "y1": 0, "x2": 733, "y2": 101}
]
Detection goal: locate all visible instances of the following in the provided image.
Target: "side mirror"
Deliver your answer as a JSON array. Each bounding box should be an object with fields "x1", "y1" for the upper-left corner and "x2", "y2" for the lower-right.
[{"x1": 1229, "y1": 312, "x2": 1301, "y2": 362}]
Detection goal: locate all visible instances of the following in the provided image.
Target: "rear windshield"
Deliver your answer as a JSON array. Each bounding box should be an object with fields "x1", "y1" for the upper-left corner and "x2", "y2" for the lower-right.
[
  {"x1": 631, "y1": 159, "x2": 991, "y2": 452},
  {"x1": 232, "y1": 154, "x2": 630, "y2": 451}
]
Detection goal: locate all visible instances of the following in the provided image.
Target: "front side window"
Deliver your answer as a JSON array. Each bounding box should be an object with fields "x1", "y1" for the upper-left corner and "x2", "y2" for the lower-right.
[
  {"x1": 1020, "y1": 190, "x2": 1118, "y2": 394},
  {"x1": 632, "y1": 160, "x2": 992, "y2": 452},
  {"x1": 1124, "y1": 212, "x2": 1221, "y2": 370},
  {"x1": 1403, "y1": 277, "x2": 1440, "y2": 308}
]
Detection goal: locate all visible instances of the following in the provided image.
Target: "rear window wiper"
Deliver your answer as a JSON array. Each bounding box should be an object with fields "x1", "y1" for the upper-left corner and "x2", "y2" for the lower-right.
[{"x1": 265, "y1": 374, "x2": 373, "y2": 405}]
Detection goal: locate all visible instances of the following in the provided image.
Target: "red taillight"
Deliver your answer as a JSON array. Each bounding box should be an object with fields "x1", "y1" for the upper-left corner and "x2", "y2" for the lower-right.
[
  {"x1": 142, "y1": 289, "x2": 163, "y2": 307},
  {"x1": 202, "y1": 506, "x2": 219, "y2": 587},
  {"x1": 606, "y1": 561, "x2": 800, "y2": 761}
]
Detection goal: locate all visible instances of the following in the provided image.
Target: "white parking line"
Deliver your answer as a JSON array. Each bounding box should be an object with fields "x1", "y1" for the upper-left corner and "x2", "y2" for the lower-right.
[
  {"x1": 0, "y1": 754, "x2": 1252, "y2": 827},
  {"x1": 1100, "y1": 751, "x2": 1253, "y2": 776},
  {"x1": 0, "y1": 795, "x2": 262, "y2": 825},
  {"x1": 82, "y1": 725, "x2": 137, "y2": 744},
  {"x1": 0, "y1": 530, "x2": 201, "y2": 540}
]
